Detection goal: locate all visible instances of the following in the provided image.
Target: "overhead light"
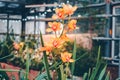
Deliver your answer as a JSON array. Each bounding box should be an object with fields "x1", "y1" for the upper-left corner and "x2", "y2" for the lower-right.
[
  {"x1": 30, "y1": 10, "x2": 35, "y2": 13},
  {"x1": 58, "y1": 4, "x2": 62, "y2": 7},
  {"x1": 8, "y1": 3, "x2": 19, "y2": 8},
  {"x1": 67, "y1": 0, "x2": 69, "y2": 4},
  {"x1": 0, "y1": 2, "x2": 5, "y2": 7},
  {"x1": 53, "y1": 8, "x2": 56, "y2": 11},
  {"x1": 47, "y1": 8, "x2": 52, "y2": 12},
  {"x1": 41, "y1": 13, "x2": 45, "y2": 17},
  {"x1": 78, "y1": 14, "x2": 82, "y2": 17},
  {"x1": 44, "y1": 12, "x2": 47, "y2": 14}
]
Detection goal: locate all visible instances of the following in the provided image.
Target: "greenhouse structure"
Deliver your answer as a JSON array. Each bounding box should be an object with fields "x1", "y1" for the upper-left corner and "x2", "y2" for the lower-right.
[{"x1": 0, "y1": 0, "x2": 120, "y2": 80}]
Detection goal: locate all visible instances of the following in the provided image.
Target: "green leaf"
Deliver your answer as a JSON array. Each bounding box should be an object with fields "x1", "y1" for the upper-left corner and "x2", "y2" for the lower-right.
[
  {"x1": 96, "y1": 46, "x2": 101, "y2": 66},
  {"x1": 83, "y1": 46, "x2": 109, "y2": 80},
  {"x1": 19, "y1": 69, "x2": 25, "y2": 80},
  {"x1": 89, "y1": 61, "x2": 101, "y2": 80},
  {"x1": 105, "y1": 71, "x2": 110, "y2": 80},
  {"x1": 87, "y1": 68, "x2": 91, "y2": 79},
  {"x1": 0, "y1": 54, "x2": 13, "y2": 60},
  {"x1": 75, "y1": 52, "x2": 88, "y2": 62},
  {"x1": 60, "y1": 64, "x2": 66, "y2": 80},
  {"x1": 89, "y1": 46, "x2": 101, "y2": 80},
  {"x1": 40, "y1": 31, "x2": 51, "y2": 80},
  {"x1": 35, "y1": 72, "x2": 47, "y2": 80},
  {"x1": 25, "y1": 52, "x2": 30, "y2": 80},
  {"x1": 71, "y1": 39, "x2": 76, "y2": 75},
  {"x1": 98, "y1": 65, "x2": 107, "y2": 80},
  {"x1": 0, "y1": 69, "x2": 19, "y2": 72},
  {"x1": 83, "y1": 72, "x2": 88, "y2": 80}
]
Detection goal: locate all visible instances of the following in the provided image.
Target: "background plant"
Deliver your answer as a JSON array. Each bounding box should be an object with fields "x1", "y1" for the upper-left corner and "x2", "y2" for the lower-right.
[
  {"x1": 83, "y1": 46, "x2": 110, "y2": 80},
  {"x1": 0, "y1": 29, "x2": 15, "y2": 63}
]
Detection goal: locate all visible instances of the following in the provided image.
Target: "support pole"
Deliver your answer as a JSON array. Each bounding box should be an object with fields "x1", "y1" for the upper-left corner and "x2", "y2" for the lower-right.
[
  {"x1": 119, "y1": 35, "x2": 120, "y2": 78},
  {"x1": 34, "y1": 10, "x2": 36, "y2": 36},
  {"x1": 7, "y1": 14, "x2": 9, "y2": 34},
  {"x1": 105, "y1": 0, "x2": 112, "y2": 57},
  {"x1": 21, "y1": 13, "x2": 26, "y2": 41}
]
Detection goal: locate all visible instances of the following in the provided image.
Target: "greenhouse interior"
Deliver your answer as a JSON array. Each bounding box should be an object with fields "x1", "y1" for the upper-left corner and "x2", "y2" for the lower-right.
[{"x1": 0, "y1": 0, "x2": 120, "y2": 80}]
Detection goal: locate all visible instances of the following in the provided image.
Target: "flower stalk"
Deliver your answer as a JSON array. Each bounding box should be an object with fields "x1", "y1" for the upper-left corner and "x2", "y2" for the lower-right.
[{"x1": 40, "y1": 31, "x2": 51, "y2": 80}]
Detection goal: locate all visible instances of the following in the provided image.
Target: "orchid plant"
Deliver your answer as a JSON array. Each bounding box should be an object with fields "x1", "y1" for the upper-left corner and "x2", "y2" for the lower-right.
[{"x1": 38, "y1": 3, "x2": 78, "y2": 80}]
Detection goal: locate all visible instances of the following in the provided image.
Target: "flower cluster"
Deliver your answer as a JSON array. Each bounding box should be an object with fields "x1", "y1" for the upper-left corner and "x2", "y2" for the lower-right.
[
  {"x1": 52, "y1": 4, "x2": 77, "y2": 19},
  {"x1": 13, "y1": 38, "x2": 43, "y2": 63},
  {"x1": 40, "y1": 4, "x2": 77, "y2": 63},
  {"x1": 13, "y1": 42, "x2": 24, "y2": 50}
]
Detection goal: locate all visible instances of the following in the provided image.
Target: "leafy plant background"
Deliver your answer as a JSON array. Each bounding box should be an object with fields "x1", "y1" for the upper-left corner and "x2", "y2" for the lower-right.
[{"x1": 0, "y1": 33, "x2": 110, "y2": 79}]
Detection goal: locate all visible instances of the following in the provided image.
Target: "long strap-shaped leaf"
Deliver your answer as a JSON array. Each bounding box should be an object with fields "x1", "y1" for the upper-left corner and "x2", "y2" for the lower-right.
[
  {"x1": 71, "y1": 39, "x2": 76, "y2": 75},
  {"x1": 90, "y1": 46, "x2": 101, "y2": 80},
  {"x1": 105, "y1": 71, "x2": 110, "y2": 80},
  {"x1": 35, "y1": 72, "x2": 47, "y2": 80},
  {"x1": 90, "y1": 61, "x2": 101, "y2": 80},
  {"x1": 25, "y1": 51, "x2": 30, "y2": 80},
  {"x1": 40, "y1": 31, "x2": 51, "y2": 80},
  {"x1": 83, "y1": 73, "x2": 88, "y2": 80},
  {"x1": 83, "y1": 46, "x2": 109, "y2": 80},
  {"x1": 60, "y1": 64, "x2": 66, "y2": 80},
  {"x1": 98, "y1": 65, "x2": 107, "y2": 80}
]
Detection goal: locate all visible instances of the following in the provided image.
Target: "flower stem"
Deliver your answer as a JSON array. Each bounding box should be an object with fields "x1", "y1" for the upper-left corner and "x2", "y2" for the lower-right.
[
  {"x1": 59, "y1": 20, "x2": 65, "y2": 37},
  {"x1": 40, "y1": 31, "x2": 51, "y2": 80}
]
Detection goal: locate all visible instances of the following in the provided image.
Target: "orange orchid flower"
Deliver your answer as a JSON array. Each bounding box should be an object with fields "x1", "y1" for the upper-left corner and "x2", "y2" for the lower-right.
[
  {"x1": 48, "y1": 22, "x2": 61, "y2": 32},
  {"x1": 52, "y1": 38, "x2": 63, "y2": 48},
  {"x1": 61, "y1": 52, "x2": 74, "y2": 63},
  {"x1": 28, "y1": 48, "x2": 33, "y2": 54},
  {"x1": 40, "y1": 41, "x2": 53, "y2": 53},
  {"x1": 40, "y1": 38, "x2": 64, "y2": 53},
  {"x1": 63, "y1": 4, "x2": 77, "y2": 16},
  {"x1": 52, "y1": 14, "x2": 59, "y2": 20},
  {"x1": 19, "y1": 42, "x2": 24, "y2": 48},
  {"x1": 13, "y1": 42, "x2": 20, "y2": 50},
  {"x1": 55, "y1": 8, "x2": 65, "y2": 19},
  {"x1": 60, "y1": 34, "x2": 70, "y2": 41},
  {"x1": 68, "y1": 19, "x2": 77, "y2": 31},
  {"x1": 40, "y1": 46, "x2": 52, "y2": 53}
]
